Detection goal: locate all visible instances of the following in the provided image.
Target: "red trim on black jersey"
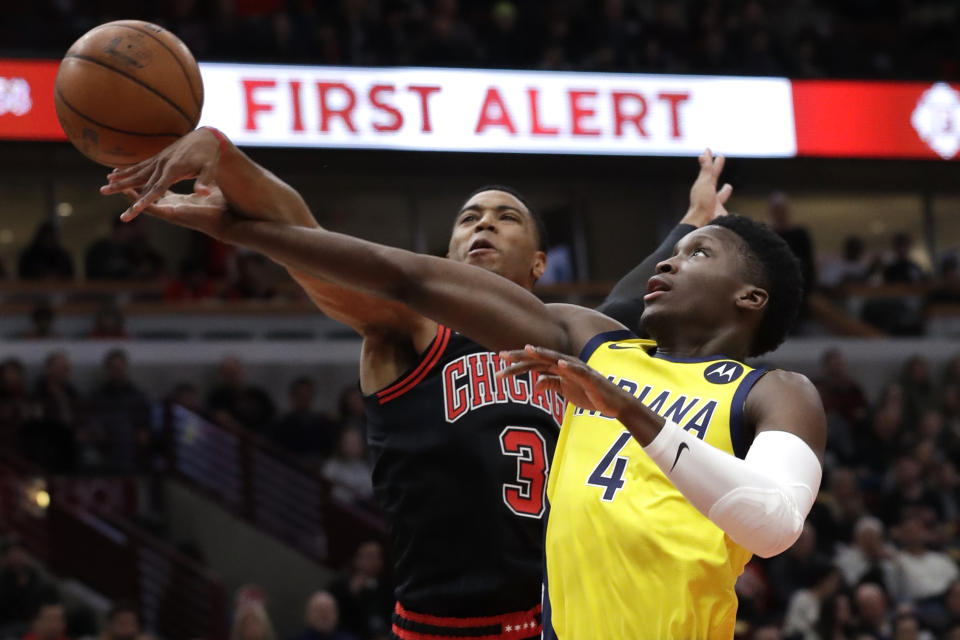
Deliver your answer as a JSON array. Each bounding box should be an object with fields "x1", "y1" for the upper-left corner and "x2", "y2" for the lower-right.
[
  {"x1": 378, "y1": 325, "x2": 452, "y2": 404},
  {"x1": 393, "y1": 602, "x2": 542, "y2": 639}
]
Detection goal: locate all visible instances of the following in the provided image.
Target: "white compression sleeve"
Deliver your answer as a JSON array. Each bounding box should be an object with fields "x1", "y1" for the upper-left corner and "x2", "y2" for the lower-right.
[{"x1": 643, "y1": 422, "x2": 822, "y2": 558}]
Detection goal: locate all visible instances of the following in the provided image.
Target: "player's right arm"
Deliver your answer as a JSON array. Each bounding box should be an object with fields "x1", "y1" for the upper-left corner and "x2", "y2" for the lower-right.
[{"x1": 101, "y1": 128, "x2": 430, "y2": 341}]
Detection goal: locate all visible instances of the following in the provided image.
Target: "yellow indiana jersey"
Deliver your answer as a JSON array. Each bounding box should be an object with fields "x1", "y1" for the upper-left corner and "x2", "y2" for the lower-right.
[{"x1": 543, "y1": 330, "x2": 768, "y2": 640}]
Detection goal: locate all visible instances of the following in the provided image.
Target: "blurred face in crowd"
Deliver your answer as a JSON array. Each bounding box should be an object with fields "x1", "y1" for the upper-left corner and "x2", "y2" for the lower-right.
[
  {"x1": 338, "y1": 429, "x2": 365, "y2": 461},
  {"x1": 831, "y1": 467, "x2": 859, "y2": 502},
  {"x1": 854, "y1": 519, "x2": 885, "y2": 557},
  {"x1": 946, "y1": 580, "x2": 960, "y2": 615},
  {"x1": 905, "y1": 356, "x2": 930, "y2": 385},
  {"x1": 45, "y1": 352, "x2": 71, "y2": 385},
  {"x1": 306, "y1": 592, "x2": 338, "y2": 633},
  {"x1": 897, "y1": 517, "x2": 928, "y2": 552},
  {"x1": 834, "y1": 594, "x2": 853, "y2": 626},
  {"x1": 107, "y1": 611, "x2": 140, "y2": 640},
  {"x1": 893, "y1": 615, "x2": 919, "y2": 640},
  {"x1": 105, "y1": 351, "x2": 129, "y2": 384},
  {"x1": 220, "y1": 357, "x2": 245, "y2": 387},
  {"x1": 855, "y1": 583, "x2": 888, "y2": 627},
  {"x1": 821, "y1": 349, "x2": 848, "y2": 380},
  {"x1": 291, "y1": 380, "x2": 315, "y2": 412},
  {"x1": 919, "y1": 410, "x2": 944, "y2": 440},
  {"x1": 354, "y1": 541, "x2": 384, "y2": 578},
  {"x1": 33, "y1": 604, "x2": 66, "y2": 640},
  {"x1": 872, "y1": 406, "x2": 900, "y2": 442},
  {"x1": 447, "y1": 190, "x2": 545, "y2": 291}
]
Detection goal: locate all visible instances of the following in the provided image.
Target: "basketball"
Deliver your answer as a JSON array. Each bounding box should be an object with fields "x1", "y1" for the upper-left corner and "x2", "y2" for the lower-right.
[{"x1": 54, "y1": 20, "x2": 203, "y2": 167}]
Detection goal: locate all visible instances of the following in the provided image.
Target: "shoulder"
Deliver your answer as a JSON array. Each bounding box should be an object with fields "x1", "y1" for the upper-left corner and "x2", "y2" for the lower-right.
[
  {"x1": 745, "y1": 369, "x2": 827, "y2": 455},
  {"x1": 545, "y1": 303, "x2": 629, "y2": 356}
]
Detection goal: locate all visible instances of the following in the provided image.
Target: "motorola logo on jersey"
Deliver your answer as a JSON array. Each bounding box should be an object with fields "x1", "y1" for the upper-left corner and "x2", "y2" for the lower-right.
[{"x1": 703, "y1": 361, "x2": 744, "y2": 385}]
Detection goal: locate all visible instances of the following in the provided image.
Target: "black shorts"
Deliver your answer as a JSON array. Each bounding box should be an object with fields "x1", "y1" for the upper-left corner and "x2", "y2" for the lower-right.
[{"x1": 391, "y1": 601, "x2": 542, "y2": 640}]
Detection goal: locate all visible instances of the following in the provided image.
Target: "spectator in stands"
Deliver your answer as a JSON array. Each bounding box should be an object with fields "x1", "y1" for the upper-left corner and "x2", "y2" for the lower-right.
[
  {"x1": 329, "y1": 541, "x2": 392, "y2": 640},
  {"x1": 24, "y1": 351, "x2": 80, "y2": 471},
  {"x1": 854, "y1": 582, "x2": 892, "y2": 639},
  {"x1": 164, "y1": 258, "x2": 218, "y2": 301},
  {"x1": 751, "y1": 623, "x2": 783, "y2": 640},
  {"x1": 928, "y1": 255, "x2": 960, "y2": 304},
  {"x1": 834, "y1": 516, "x2": 898, "y2": 591},
  {"x1": 272, "y1": 377, "x2": 339, "y2": 461},
  {"x1": 335, "y1": 386, "x2": 365, "y2": 435},
  {"x1": 0, "y1": 358, "x2": 33, "y2": 448},
  {"x1": 927, "y1": 579, "x2": 960, "y2": 635},
  {"x1": 818, "y1": 466, "x2": 867, "y2": 548},
  {"x1": 944, "y1": 355, "x2": 960, "y2": 389},
  {"x1": 768, "y1": 191, "x2": 816, "y2": 297},
  {"x1": 322, "y1": 429, "x2": 373, "y2": 504},
  {"x1": 884, "y1": 233, "x2": 928, "y2": 284},
  {"x1": 878, "y1": 453, "x2": 941, "y2": 529},
  {"x1": 858, "y1": 404, "x2": 903, "y2": 478},
  {"x1": 782, "y1": 561, "x2": 844, "y2": 639},
  {"x1": 767, "y1": 522, "x2": 829, "y2": 610},
  {"x1": 815, "y1": 349, "x2": 869, "y2": 462},
  {"x1": 820, "y1": 235, "x2": 872, "y2": 288},
  {"x1": 901, "y1": 356, "x2": 937, "y2": 427},
  {"x1": 22, "y1": 597, "x2": 68, "y2": 640},
  {"x1": 0, "y1": 540, "x2": 49, "y2": 631},
  {"x1": 812, "y1": 591, "x2": 856, "y2": 640},
  {"x1": 223, "y1": 253, "x2": 277, "y2": 300},
  {"x1": 891, "y1": 516, "x2": 959, "y2": 603},
  {"x1": 24, "y1": 304, "x2": 57, "y2": 339},
  {"x1": 167, "y1": 381, "x2": 202, "y2": 413},
  {"x1": 85, "y1": 349, "x2": 151, "y2": 471},
  {"x1": 100, "y1": 602, "x2": 140, "y2": 640},
  {"x1": 890, "y1": 612, "x2": 932, "y2": 640},
  {"x1": 85, "y1": 217, "x2": 163, "y2": 280},
  {"x1": 289, "y1": 591, "x2": 356, "y2": 640},
  {"x1": 206, "y1": 356, "x2": 275, "y2": 432},
  {"x1": 230, "y1": 600, "x2": 275, "y2": 640},
  {"x1": 18, "y1": 222, "x2": 73, "y2": 281},
  {"x1": 87, "y1": 304, "x2": 130, "y2": 340}
]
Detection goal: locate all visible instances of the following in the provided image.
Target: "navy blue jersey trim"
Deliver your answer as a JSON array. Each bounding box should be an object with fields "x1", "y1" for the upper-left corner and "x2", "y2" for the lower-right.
[
  {"x1": 541, "y1": 499, "x2": 556, "y2": 640},
  {"x1": 653, "y1": 351, "x2": 734, "y2": 363},
  {"x1": 730, "y1": 368, "x2": 768, "y2": 459},
  {"x1": 578, "y1": 330, "x2": 637, "y2": 363}
]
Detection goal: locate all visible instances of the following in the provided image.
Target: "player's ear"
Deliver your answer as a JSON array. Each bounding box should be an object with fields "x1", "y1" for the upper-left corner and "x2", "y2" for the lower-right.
[
  {"x1": 531, "y1": 250, "x2": 546, "y2": 281},
  {"x1": 735, "y1": 286, "x2": 768, "y2": 312}
]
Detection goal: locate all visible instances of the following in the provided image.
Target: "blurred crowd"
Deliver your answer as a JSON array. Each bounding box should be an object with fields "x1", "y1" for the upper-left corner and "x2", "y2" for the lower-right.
[
  {"x1": 3, "y1": 344, "x2": 960, "y2": 638},
  {"x1": 2, "y1": 0, "x2": 959, "y2": 79},
  {"x1": 0, "y1": 534, "x2": 392, "y2": 640},
  {"x1": 0, "y1": 349, "x2": 374, "y2": 506}
]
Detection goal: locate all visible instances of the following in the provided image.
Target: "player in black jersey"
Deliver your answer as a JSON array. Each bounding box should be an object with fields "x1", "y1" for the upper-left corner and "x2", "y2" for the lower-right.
[{"x1": 103, "y1": 131, "x2": 730, "y2": 639}]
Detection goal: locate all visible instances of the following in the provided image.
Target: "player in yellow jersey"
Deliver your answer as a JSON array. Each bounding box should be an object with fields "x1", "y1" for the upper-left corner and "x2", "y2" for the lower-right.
[{"x1": 110, "y1": 146, "x2": 824, "y2": 639}]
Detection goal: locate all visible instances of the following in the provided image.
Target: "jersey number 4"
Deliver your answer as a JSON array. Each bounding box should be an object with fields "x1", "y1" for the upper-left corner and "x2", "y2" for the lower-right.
[
  {"x1": 587, "y1": 431, "x2": 632, "y2": 501},
  {"x1": 499, "y1": 427, "x2": 549, "y2": 519}
]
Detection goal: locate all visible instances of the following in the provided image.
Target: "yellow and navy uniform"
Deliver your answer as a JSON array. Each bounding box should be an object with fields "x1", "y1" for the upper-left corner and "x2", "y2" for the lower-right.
[{"x1": 543, "y1": 330, "x2": 768, "y2": 640}]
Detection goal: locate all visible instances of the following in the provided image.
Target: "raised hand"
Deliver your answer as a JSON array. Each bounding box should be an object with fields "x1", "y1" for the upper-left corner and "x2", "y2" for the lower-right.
[
  {"x1": 101, "y1": 127, "x2": 222, "y2": 222},
  {"x1": 123, "y1": 183, "x2": 234, "y2": 240},
  {"x1": 498, "y1": 345, "x2": 636, "y2": 418},
  {"x1": 680, "y1": 148, "x2": 733, "y2": 228}
]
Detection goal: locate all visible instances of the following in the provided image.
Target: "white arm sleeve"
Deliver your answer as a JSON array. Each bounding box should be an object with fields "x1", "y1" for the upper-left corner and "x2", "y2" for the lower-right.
[{"x1": 643, "y1": 421, "x2": 822, "y2": 558}]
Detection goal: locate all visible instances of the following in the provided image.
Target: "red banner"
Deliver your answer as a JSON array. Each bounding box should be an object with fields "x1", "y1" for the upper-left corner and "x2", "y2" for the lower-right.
[
  {"x1": 0, "y1": 59, "x2": 65, "y2": 141},
  {"x1": 792, "y1": 80, "x2": 960, "y2": 160}
]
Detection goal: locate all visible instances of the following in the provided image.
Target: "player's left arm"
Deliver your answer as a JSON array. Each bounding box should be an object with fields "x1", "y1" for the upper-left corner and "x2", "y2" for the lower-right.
[
  {"x1": 499, "y1": 348, "x2": 825, "y2": 559},
  {"x1": 596, "y1": 150, "x2": 732, "y2": 332}
]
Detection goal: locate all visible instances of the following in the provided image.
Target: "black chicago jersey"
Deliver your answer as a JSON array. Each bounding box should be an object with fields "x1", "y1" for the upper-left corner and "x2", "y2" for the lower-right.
[{"x1": 364, "y1": 324, "x2": 563, "y2": 617}]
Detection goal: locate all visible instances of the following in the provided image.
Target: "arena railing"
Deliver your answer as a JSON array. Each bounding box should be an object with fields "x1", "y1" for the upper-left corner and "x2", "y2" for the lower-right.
[
  {"x1": 0, "y1": 453, "x2": 228, "y2": 640},
  {"x1": 162, "y1": 403, "x2": 388, "y2": 569}
]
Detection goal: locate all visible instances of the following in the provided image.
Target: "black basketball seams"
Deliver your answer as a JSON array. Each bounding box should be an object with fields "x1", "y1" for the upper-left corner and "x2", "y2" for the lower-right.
[
  {"x1": 106, "y1": 22, "x2": 203, "y2": 113},
  {"x1": 54, "y1": 86, "x2": 184, "y2": 139},
  {"x1": 62, "y1": 54, "x2": 197, "y2": 128}
]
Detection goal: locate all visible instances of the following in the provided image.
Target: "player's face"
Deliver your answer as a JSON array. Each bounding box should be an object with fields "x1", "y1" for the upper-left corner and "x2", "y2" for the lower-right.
[
  {"x1": 641, "y1": 226, "x2": 763, "y2": 335},
  {"x1": 447, "y1": 190, "x2": 546, "y2": 290}
]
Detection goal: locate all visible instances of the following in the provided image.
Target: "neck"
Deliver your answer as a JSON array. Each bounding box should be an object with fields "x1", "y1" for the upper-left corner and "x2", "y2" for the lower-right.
[{"x1": 650, "y1": 322, "x2": 751, "y2": 361}]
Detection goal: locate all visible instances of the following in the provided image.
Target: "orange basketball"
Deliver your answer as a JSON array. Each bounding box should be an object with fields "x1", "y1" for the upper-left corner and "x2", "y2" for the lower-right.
[{"x1": 54, "y1": 20, "x2": 204, "y2": 167}]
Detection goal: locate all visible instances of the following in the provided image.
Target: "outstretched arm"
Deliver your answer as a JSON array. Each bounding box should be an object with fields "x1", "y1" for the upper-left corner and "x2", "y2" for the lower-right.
[
  {"x1": 101, "y1": 129, "x2": 428, "y2": 338},
  {"x1": 499, "y1": 346, "x2": 825, "y2": 558},
  {"x1": 138, "y1": 195, "x2": 623, "y2": 354},
  {"x1": 597, "y1": 151, "x2": 732, "y2": 332}
]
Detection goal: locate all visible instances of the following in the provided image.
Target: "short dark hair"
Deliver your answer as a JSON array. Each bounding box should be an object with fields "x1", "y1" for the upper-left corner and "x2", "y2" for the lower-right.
[
  {"x1": 462, "y1": 185, "x2": 548, "y2": 251},
  {"x1": 708, "y1": 215, "x2": 804, "y2": 356},
  {"x1": 108, "y1": 599, "x2": 139, "y2": 620}
]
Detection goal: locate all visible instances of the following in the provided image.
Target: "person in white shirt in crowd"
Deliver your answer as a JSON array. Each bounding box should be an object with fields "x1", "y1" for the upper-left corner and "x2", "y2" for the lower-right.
[
  {"x1": 835, "y1": 516, "x2": 898, "y2": 591},
  {"x1": 890, "y1": 516, "x2": 959, "y2": 603},
  {"x1": 322, "y1": 429, "x2": 374, "y2": 503}
]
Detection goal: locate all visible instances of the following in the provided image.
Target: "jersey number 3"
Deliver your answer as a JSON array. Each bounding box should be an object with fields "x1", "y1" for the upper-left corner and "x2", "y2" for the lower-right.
[{"x1": 499, "y1": 427, "x2": 548, "y2": 519}]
